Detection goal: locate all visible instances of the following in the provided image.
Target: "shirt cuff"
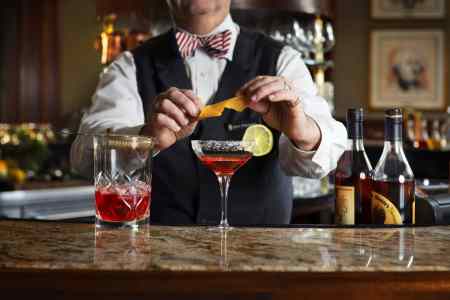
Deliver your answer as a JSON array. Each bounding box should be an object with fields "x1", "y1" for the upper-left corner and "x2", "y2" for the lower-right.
[
  {"x1": 281, "y1": 113, "x2": 331, "y2": 178},
  {"x1": 285, "y1": 136, "x2": 316, "y2": 159},
  {"x1": 306, "y1": 114, "x2": 333, "y2": 176}
]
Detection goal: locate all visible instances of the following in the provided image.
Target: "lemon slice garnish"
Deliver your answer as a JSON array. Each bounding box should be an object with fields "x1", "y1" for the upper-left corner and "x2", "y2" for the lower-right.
[{"x1": 242, "y1": 124, "x2": 273, "y2": 157}]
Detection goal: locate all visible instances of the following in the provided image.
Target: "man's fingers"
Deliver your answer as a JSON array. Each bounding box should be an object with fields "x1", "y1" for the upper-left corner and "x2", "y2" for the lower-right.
[
  {"x1": 165, "y1": 89, "x2": 199, "y2": 118},
  {"x1": 159, "y1": 99, "x2": 189, "y2": 127},
  {"x1": 245, "y1": 77, "x2": 278, "y2": 96},
  {"x1": 267, "y1": 90, "x2": 298, "y2": 103},
  {"x1": 237, "y1": 76, "x2": 264, "y2": 95},
  {"x1": 238, "y1": 76, "x2": 278, "y2": 100},
  {"x1": 154, "y1": 113, "x2": 181, "y2": 132},
  {"x1": 181, "y1": 89, "x2": 203, "y2": 109},
  {"x1": 248, "y1": 79, "x2": 284, "y2": 102}
]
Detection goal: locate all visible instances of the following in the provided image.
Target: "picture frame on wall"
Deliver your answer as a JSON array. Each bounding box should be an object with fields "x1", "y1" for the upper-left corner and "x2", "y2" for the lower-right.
[
  {"x1": 371, "y1": 0, "x2": 446, "y2": 19},
  {"x1": 369, "y1": 30, "x2": 446, "y2": 111}
]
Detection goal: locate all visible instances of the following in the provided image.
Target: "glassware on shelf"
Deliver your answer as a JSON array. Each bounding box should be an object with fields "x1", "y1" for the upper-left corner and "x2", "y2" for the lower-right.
[
  {"x1": 292, "y1": 19, "x2": 314, "y2": 57},
  {"x1": 266, "y1": 15, "x2": 336, "y2": 113},
  {"x1": 94, "y1": 134, "x2": 155, "y2": 228},
  {"x1": 191, "y1": 140, "x2": 254, "y2": 230},
  {"x1": 311, "y1": 15, "x2": 335, "y2": 62},
  {"x1": 267, "y1": 16, "x2": 335, "y2": 66}
]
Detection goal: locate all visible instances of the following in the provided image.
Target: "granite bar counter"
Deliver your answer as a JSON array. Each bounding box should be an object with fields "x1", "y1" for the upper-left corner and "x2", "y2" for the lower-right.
[{"x1": 2, "y1": 220, "x2": 450, "y2": 299}]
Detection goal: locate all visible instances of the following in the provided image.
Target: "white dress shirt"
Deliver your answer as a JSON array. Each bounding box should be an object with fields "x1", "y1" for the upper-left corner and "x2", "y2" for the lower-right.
[{"x1": 71, "y1": 15, "x2": 346, "y2": 178}]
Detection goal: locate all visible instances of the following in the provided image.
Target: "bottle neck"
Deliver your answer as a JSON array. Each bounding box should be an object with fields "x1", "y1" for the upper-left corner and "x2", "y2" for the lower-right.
[
  {"x1": 348, "y1": 120, "x2": 363, "y2": 139},
  {"x1": 347, "y1": 138, "x2": 365, "y2": 151},
  {"x1": 382, "y1": 140, "x2": 405, "y2": 154},
  {"x1": 385, "y1": 118, "x2": 402, "y2": 142},
  {"x1": 347, "y1": 121, "x2": 365, "y2": 151}
]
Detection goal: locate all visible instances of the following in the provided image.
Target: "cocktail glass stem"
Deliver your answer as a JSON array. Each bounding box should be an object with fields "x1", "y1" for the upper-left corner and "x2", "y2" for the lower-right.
[{"x1": 217, "y1": 175, "x2": 231, "y2": 229}]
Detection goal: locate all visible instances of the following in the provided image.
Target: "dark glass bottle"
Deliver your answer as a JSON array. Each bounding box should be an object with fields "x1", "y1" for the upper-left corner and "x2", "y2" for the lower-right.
[
  {"x1": 335, "y1": 108, "x2": 373, "y2": 225},
  {"x1": 372, "y1": 108, "x2": 415, "y2": 225}
]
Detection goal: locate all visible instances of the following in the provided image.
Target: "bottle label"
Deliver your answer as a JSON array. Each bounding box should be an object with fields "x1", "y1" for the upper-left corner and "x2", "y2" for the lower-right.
[
  {"x1": 371, "y1": 191, "x2": 402, "y2": 224},
  {"x1": 335, "y1": 185, "x2": 355, "y2": 225}
]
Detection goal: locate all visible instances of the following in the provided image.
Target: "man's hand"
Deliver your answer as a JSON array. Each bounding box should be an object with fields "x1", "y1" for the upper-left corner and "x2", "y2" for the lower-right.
[
  {"x1": 238, "y1": 76, "x2": 321, "y2": 151},
  {"x1": 140, "y1": 87, "x2": 202, "y2": 151}
]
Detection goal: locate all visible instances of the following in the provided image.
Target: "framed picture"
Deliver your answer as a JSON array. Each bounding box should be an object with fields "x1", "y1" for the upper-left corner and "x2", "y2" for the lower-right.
[
  {"x1": 371, "y1": 0, "x2": 446, "y2": 19},
  {"x1": 369, "y1": 30, "x2": 446, "y2": 111}
]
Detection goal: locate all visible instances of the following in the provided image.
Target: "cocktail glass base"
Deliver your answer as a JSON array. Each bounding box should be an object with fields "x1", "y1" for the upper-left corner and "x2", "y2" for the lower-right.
[
  {"x1": 95, "y1": 216, "x2": 150, "y2": 229},
  {"x1": 207, "y1": 222, "x2": 233, "y2": 231}
]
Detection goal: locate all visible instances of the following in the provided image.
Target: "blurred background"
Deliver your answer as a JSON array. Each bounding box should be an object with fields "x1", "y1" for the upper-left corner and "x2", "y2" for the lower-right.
[{"x1": 0, "y1": 0, "x2": 449, "y2": 223}]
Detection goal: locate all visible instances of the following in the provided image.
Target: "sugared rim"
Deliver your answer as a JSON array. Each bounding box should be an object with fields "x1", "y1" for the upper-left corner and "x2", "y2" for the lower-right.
[
  {"x1": 191, "y1": 140, "x2": 255, "y2": 148},
  {"x1": 191, "y1": 140, "x2": 255, "y2": 155},
  {"x1": 191, "y1": 139, "x2": 252, "y2": 144}
]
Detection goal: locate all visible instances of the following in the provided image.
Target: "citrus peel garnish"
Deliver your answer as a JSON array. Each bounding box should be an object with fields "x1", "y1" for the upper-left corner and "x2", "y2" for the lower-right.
[{"x1": 198, "y1": 96, "x2": 248, "y2": 120}]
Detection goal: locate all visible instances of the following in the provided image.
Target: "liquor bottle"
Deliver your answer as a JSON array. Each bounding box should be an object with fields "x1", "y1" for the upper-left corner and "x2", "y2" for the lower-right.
[
  {"x1": 412, "y1": 112, "x2": 427, "y2": 149},
  {"x1": 405, "y1": 118, "x2": 417, "y2": 149},
  {"x1": 420, "y1": 119, "x2": 433, "y2": 150},
  {"x1": 372, "y1": 108, "x2": 415, "y2": 225},
  {"x1": 335, "y1": 108, "x2": 373, "y2": 225},
  {"x1": 430, "y1": 120, "x2": 442, "y2": 150},
  {"x1": 441, "y1": 106, "x2": 450, "y2": 150}
]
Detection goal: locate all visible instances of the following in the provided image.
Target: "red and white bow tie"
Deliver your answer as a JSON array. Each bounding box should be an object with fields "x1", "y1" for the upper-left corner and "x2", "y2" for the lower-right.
[{"x1": 175, "y1": 29, "x2": 232, "y2": 59}]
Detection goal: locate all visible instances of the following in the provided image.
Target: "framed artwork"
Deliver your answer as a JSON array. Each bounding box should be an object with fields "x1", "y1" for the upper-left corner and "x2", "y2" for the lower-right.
[
  {"x1": 371, "y1": 0, "x2": 446, "y2": 19},
  {"x1": 369, "y1": 30, "x2": 446, "y2": 111}
]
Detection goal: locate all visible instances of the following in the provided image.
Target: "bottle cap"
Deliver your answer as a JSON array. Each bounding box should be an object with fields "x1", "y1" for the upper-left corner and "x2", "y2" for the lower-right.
[
  {"x1": 385, "y1": 108, "x2": 403, "y2": 141},
  {"x1": 385, "y1": 108, "x2": 402, "y2": 117},
  {"x1": 347, "y1": 108, "x2": 364, "y2": 139},
  {"x1": 347, "y1": 108, "x2": 364, "y2": 123},
  {"x1": 385, "y1": 108, "x2": 403, "y2": 123}
]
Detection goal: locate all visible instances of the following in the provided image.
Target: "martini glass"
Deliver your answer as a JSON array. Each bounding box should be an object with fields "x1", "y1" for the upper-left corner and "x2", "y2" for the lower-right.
[{"x1": 191, "y1": 140, "x2": 254, "y2": 230}]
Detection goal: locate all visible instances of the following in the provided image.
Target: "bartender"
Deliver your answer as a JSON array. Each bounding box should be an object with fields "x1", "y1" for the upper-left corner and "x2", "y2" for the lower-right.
[{"x1": 71, "y1": 0, "x2": 346, "y2": 225}]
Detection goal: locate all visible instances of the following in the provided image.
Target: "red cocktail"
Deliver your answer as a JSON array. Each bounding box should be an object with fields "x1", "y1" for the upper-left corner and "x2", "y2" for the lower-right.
[
  {"x1": 95, "y1": 184, "x2": 151, "y2": 222},
  {"x1": 192, "y1": 140, "x2": 254, "y2": 230},
  {"x1": 93, "y1": 134, "x2": 155, "y2": 228},
  {"x1": 198, "y1": 152, "x2": 252, "y2": 176}
]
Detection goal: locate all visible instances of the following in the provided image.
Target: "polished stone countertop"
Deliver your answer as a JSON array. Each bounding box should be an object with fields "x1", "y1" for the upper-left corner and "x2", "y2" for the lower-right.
[{"x1": 1, "y1": 220, "x2": 450, "y2": 273}]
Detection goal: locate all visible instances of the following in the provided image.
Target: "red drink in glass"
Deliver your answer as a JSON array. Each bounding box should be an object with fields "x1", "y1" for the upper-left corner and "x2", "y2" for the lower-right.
[
  {"x1": 199, "y1": 152, "x2": 252, "y2": 176},
  {"x1": 95, "y1": 184, "x2": 151, "y2": 222},
  {"x1": 192, "y1": 140, "x2": 254, "y2": 230}
]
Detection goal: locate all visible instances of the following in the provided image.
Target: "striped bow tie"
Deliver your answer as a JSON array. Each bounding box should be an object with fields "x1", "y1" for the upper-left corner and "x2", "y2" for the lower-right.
[{"x1": 175, "y1": 30, "x2": 232, "y2": 59}]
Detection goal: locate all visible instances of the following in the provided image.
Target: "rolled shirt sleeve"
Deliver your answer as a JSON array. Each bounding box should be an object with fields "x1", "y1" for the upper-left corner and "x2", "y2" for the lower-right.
[
  {"x1": 70, "y1": 52, "x2": 146, "y2": 177},
  {"x1": 276, "y1": 46, "x2": 347, "y2": 178}
]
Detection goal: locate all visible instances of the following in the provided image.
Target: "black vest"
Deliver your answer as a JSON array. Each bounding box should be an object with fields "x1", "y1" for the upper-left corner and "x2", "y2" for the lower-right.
[{"x1": 132, "y1": 28, "x2": 293, "y2": 225}]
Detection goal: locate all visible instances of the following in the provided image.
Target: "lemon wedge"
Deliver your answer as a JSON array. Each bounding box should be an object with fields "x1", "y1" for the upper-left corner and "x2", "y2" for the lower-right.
[{"x1": 242, "y1": 124, "x2": 273, "y2": 157}]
